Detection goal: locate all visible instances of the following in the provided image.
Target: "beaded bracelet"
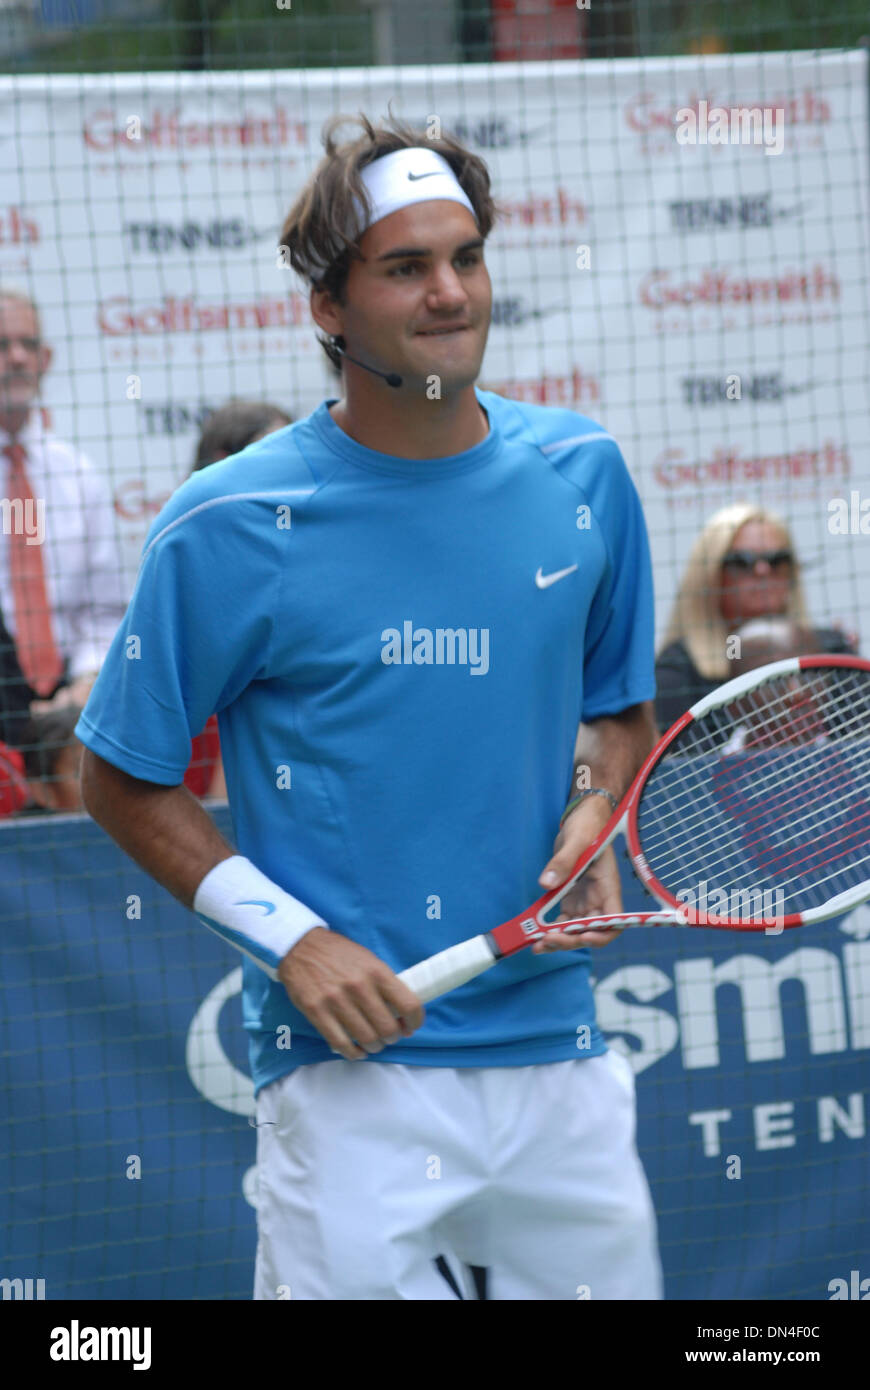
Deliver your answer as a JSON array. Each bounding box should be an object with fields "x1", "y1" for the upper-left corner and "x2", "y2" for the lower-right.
[{"x1": 559, "y1": 786, "x2": 619, "y2": 827}]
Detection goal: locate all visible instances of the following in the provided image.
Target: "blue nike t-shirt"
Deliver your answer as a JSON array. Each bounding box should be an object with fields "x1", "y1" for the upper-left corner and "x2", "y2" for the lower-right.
[{"x1": 75, "y1": 388, "x2": 655, "y2": 1095}]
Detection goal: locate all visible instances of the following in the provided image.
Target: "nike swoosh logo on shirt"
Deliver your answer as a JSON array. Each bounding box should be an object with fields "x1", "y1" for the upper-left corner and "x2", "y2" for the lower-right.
[
  {"x1": 407, "y1": 171, "x2": 440, "y2": 181},
  {"x1": 234, "y1": 900, "x2": 277, "y2": 915},
  {"x1": 535, "y1": 564, "x2": 579, "y2": 589}
]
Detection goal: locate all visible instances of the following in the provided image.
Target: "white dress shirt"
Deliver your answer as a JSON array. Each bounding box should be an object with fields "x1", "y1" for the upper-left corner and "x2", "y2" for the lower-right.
[{"x1": 0, "y1": 413, "x2": 129, "y2": 682}]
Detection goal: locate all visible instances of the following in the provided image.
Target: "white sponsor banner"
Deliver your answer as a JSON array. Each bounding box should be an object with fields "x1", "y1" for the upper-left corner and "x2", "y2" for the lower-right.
[{"x1": 1, "y1": 52, "x2": 867, "y2": 642}]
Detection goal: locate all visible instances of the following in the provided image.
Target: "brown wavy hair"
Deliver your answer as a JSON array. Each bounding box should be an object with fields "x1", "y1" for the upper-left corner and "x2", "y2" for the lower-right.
[{"x1": 279, "y1": 110, "x2": 500, "y2": 370}]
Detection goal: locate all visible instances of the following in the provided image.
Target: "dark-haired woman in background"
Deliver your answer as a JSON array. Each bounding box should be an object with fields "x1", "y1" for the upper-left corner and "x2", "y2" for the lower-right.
[{"x1": 191, "y1": 399, "x2": 292, "y2": 472}]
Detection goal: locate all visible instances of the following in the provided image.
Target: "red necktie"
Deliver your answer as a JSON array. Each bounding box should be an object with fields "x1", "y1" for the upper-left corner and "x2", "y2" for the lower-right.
[{"x1": 4, "y1": 441, "x2": 64, "y2": 697}]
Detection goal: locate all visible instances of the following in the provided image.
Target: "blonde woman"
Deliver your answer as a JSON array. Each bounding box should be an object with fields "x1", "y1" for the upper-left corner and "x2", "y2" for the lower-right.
[{"x1": 654, "y1": 502, "x2": 855, "y2": 729}]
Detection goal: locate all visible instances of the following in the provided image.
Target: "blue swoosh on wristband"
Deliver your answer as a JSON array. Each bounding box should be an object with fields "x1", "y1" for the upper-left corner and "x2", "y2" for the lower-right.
[{"x1": 234, "y1": 899, "x2": 277, "y2": 915}]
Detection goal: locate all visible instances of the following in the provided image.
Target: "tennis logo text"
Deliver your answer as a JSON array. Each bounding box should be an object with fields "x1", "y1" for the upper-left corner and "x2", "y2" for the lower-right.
[
  {"x1": 50, "y1": 1321, "x2": 151, "y2": 1370},
  {"x1": 380, "y1": 622, "x2": 490, "y2": 675}
]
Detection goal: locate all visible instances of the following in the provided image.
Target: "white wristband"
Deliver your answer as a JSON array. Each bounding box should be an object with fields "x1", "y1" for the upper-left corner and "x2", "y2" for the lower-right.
[{"x1": 193, "y1": 855, "x2": 328, "y2": 980}]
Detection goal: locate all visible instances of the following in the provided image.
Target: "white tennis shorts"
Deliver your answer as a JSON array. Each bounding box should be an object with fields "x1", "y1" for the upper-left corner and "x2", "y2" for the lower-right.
[{"x1": 252, "y1": 1049, "x2": 663, "y2": 1300}]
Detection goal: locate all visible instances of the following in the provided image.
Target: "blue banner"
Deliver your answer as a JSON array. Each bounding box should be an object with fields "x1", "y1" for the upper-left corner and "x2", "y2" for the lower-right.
[{"x1": 1, "y1": 808, "x2": 867, "y2": 1300}]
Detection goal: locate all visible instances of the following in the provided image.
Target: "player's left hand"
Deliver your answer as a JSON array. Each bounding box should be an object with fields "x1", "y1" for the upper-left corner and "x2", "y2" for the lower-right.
[{"x1": 533, "y1": 797, "x2": 623, "y2": 951}]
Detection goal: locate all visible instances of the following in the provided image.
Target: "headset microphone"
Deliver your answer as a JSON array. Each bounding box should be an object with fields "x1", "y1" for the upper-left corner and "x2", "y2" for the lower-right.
[{"x1": 332, "y1": 339, "x2": 402, "y2": 389}]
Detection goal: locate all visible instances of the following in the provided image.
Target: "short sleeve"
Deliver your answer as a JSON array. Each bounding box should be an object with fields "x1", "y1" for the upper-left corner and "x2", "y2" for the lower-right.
[
  {"x1": 75, "y1": 504, "x2": 276, "y2": 784},
  {"x1": 580, "y1": 447, "x2": 656, "y2": 720}
]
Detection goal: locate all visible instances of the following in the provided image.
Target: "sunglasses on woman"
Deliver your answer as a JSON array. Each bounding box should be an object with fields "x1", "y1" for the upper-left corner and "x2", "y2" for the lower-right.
[{"x1": 721, "y1": 549, "x2": 794, "y2": 573}]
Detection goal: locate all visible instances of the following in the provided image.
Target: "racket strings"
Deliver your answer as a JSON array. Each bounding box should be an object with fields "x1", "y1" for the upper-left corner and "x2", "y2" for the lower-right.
[
  {"x1": 682, "y1": 758, "x2": 870, "y2": 899},
  {"x1": 648, "y1": 746, "x2": 866, "y2": 843},
  {"x1": 719, "y1": 801, "x2": 870, "y2": 893},
  {"x1": 636, "y1": 667, "x2": 870, "y2": 915},
  {"x1": 647, "y1": 674, "x2": 868, "y2": 836},
  {"x1": 679, "y1": 667, "x2": 867, "y2": 752},
  {"x1": 649, "y1": 742, "x2": 869, "y2": 863},
  {"x1": 656, "y1": 740, "x2": 870, "y2": 903},
  {"x1": 640, "y1": 795, "x2": 869, "y2": 912}
]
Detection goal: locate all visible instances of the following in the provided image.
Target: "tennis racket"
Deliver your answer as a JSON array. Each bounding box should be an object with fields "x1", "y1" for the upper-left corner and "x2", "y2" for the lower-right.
[{"x1": 397, "y1": 654, "x2": 870, "y2": 1004}]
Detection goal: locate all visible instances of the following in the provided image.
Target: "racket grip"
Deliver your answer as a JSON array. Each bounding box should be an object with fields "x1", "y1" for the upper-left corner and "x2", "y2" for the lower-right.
[{"x1": 397, "y1": 935, "x2": 497, "y2": 1004}]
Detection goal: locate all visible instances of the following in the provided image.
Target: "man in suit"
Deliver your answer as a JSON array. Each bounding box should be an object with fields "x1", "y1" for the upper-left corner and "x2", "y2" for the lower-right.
[{"x1": 0, "y1": 283, "x2": 127, "y2": 716}]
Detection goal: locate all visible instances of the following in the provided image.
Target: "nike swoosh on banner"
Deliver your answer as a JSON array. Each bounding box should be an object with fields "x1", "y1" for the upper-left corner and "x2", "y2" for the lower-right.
[
  {"x1": 407, "y1": 171, "x2": 440, "y2": 181},
  {"x1": 535, "y1": 564, "x2": 579, "y2": 589},
  {"x1": 234, "y1": 900, "x2": 277, "y2": 915}
]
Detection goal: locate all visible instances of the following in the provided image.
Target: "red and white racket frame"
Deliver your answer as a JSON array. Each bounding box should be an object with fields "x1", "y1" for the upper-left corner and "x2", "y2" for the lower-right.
[{"x1": 397, "y1": 655, "x2": 870, "y2": 1005}]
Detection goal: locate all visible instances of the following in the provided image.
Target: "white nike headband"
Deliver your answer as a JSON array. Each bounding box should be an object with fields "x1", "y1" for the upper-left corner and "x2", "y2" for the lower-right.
[
  {"x1": 305, "y1": 147, "x2": 477, "y2": 279},
  {"x1": 355, "y1": 147, "x2": 476, "y2": 229}
]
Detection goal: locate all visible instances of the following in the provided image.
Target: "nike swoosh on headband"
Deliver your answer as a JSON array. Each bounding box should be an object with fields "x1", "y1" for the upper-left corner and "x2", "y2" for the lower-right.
[{"x1": 407, "y1": 171, "x2": 441, "y2": 181}]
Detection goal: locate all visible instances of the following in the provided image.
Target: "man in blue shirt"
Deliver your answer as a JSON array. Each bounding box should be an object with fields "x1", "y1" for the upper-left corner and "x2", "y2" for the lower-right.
[{"x1": 77, "y1": 115, "x2": 662, "y2": 1301}]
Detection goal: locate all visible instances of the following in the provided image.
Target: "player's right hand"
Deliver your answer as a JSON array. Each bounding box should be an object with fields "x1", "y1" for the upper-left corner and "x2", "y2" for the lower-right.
[{"x1": 277, "y1": 927, "x2": 425, "y2": 1061}]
